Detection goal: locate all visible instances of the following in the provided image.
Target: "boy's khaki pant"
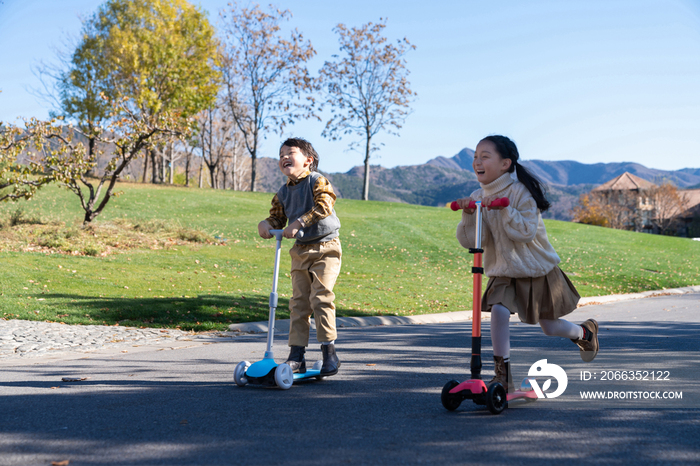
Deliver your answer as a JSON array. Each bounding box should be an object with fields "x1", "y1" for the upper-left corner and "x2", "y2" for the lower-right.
[{"x1": 288, "y1": 238, "x2": 342, "y2": 347}]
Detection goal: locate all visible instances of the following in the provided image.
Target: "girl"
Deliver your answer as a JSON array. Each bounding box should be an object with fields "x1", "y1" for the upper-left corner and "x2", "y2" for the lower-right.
[{"x1": 455, "y1": 135, "x2": 598, "y2": 392}]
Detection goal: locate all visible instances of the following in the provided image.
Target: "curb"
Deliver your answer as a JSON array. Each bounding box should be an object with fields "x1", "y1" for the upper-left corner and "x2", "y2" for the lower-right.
[{"x1": 228, "y1": 285, "x2": 700, "y2": 335}]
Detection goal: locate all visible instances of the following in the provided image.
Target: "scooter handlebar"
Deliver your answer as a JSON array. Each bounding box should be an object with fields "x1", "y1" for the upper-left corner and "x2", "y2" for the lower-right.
[
  {"x1": 269, "y1": 229, "x2": 304, "y2": 240},
  {"x1": 450, "y1": 197, "x2": 510, "y2": 211}
]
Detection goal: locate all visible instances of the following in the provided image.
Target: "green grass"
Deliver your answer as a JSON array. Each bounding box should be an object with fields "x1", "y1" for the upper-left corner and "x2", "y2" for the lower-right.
[{"x1": 1, "y1": 182, "x2": 698, "y2": 331}]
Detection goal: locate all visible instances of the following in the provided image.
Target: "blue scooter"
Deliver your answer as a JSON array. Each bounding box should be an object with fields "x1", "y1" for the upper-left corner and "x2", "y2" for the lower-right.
[{"x1": 234, "y1": 229, "x2": 324, "y2": 389}]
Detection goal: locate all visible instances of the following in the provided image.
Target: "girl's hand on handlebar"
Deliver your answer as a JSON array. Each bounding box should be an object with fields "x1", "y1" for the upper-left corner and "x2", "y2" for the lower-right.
[
  {"x1": 455, "y1": 197, "x2": 476, "y2": 214},
  {"x1": 283, "y1": 219, "x2": 302, "y2": 239},
  {"x1": 258, "y1": 221, "x2": 273, "y2": 239},
  {"x1": 483, "y1": 195, "x2": 507, "y2": 210}
]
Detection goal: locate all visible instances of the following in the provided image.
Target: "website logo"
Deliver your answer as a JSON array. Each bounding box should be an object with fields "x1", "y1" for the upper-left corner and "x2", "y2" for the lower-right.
[{"x1": 526, "y1": 359, "x2": 568, "y2": 399}]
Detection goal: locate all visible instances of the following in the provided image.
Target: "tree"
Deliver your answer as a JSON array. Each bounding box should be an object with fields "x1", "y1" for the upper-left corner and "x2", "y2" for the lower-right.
[
  {"x1": 195, "y1": 100, "x2": 250, "y2": 191},
  {"x1": 219, "y1": 2, "x2": 316, "y2": 192},
  {"x1": 198, "y1": 103, "x2": 233, "y2": 189},
  {"x1": 0, "y1": 119, "x2": 57, "y2": 203},
  {"x1": 649, "y1": 182, "x2": 689, "y2": 235},
  {"x1": 56, "y1": 20, "x2": 112, "y2": 174},
  {"x1": 319, "y1": 19, "x2": 415, "y2": 201},
  {"x1": 45, "y1": 0, "x2": 220, "y2": 224},
  {"x1": 572, "y1": 190, "x2": 639, "y2": 230},
  {"x1": 571, "y1": 192, "x2": 610, "y2": 227}
]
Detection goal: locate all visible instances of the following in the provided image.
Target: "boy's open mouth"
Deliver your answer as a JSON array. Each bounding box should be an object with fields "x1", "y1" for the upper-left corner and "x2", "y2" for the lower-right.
[
  {"x1": 476, "y1": 169, "x2": 485, "y2": 175},
  {"x1": 283, "y1": 161, "x2": 292, "y2": 168}
]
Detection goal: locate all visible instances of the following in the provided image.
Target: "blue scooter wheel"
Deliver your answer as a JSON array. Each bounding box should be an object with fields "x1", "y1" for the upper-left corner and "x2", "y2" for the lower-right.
[
  {"x1": 275, "y1": 363, "x2": 294, "y2": 390},
  {"x1": 234, "y1": 361, "x2": 251, "y2": 387}
]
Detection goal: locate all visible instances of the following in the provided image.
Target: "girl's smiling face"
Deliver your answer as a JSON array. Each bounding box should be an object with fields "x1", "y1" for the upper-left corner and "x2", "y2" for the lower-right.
[
  {"x1": 279, "y1": 145, "x2": 312, "y2": 180},
  {"x1": 473, "y1": 139, "x2": 512, "y2": 185}
]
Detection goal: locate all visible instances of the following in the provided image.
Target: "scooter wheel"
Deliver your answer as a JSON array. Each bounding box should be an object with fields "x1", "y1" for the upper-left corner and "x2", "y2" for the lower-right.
[
  {"x1": 441, "y1": 380, "x2": 462, "y2": 411},
  {"x1": 234, "y1": 361, "x2": 251, "y2": 387},
  {"x1": 486, "y1": 382, "x2": 507, "y2": 414},
  {"x1": 275, "y1": 363, "x2": 294, "y2": 390}
]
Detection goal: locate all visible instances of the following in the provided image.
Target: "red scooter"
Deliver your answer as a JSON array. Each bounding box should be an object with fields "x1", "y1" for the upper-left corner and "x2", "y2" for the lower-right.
[{"x1": 441, "y1": 198, "x2": 537, "y2": 414}]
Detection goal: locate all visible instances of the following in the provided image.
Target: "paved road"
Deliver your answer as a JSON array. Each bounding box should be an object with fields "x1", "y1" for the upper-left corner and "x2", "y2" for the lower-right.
[{"x1": 1, "y1": 291, "x2": 699, "y2": 465}]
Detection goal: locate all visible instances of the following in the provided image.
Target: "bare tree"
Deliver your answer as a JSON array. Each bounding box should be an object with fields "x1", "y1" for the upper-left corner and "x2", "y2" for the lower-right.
[
  {"x1": 219, "y1": 2, "x2": 316, "y2": 192},
  {"x1": 319, "y1": 19, "x2": 415, "y2": 200},
  {"x1": 176, "y1": 134, "x2": 199, "y2": 187},
  {"x1": 199, "y1": 105, "x2": 231, "y2": 189},
  {"x1": 649, "y1": 182, "x2": 689, "y2": 235}
]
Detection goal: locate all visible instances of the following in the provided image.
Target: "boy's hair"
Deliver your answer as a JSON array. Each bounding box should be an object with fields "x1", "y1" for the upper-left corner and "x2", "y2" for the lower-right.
[
  {"x1": 280, "y1": 137, "x2": 319, "y2": 172},
  {"x1": 480, "y1": 135, "x2": 551, "y2": 212}
]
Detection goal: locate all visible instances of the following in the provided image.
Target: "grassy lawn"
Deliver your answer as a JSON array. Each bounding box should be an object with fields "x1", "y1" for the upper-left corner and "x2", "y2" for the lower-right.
[{"x1": 1, "y1": 182, "x2": 698, "y2": 331}]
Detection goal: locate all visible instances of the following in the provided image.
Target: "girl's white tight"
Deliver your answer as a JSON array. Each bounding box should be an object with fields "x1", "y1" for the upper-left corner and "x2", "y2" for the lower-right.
[{"x1": 490, "y1": 304, "x2": 584, "y2": 358}]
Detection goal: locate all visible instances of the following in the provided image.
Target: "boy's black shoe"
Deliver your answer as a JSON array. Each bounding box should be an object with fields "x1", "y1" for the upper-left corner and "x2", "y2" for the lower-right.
[
  {"x1": 320, "y1": 344, "x2": 340, "y2": 376},
  {"x1": 285, "y1": 346, "x2": 306, "y2": 373}
]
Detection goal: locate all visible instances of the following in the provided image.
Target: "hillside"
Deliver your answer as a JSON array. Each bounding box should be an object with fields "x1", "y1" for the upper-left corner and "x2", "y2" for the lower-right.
[{"x1": 254, "y1": 149, "x2": 700, "y2": 221}]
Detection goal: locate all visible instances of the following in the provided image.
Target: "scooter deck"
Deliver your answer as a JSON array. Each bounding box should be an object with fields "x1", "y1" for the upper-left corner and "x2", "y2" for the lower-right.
[
  {"x1": 293, "y1": 369, "x2": 323, "y2": 381},
  {"x1": 449, "y1": 379, "x2": 537, "y2": 402},
  {"x1": 507, "y1": 390, "x2": 538, "y2": 402}
]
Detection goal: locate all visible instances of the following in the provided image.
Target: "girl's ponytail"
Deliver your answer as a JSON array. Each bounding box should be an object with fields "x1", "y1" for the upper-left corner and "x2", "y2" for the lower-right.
[{"x1": 481, "y1": 135, "x2": 551, "y2": 212}]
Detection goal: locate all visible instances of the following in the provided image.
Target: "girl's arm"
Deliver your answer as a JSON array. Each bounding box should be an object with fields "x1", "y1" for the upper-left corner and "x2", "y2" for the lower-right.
[{"x1": 496, "y1": 194, "x2": 539, "y2": 243}]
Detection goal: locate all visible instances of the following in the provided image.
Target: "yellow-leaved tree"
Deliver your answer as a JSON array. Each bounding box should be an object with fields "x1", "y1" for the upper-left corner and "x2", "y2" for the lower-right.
[{"x1": 45, "y1": 0, "x2": 220, "y2": 224}]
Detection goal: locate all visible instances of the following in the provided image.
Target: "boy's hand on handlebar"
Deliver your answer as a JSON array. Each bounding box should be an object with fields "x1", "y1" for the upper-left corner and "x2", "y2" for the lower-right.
[
  {"x1": 258, "y1": 221, "x2": 273, "y2": 239},
  {"x1": 283, "y1": 219, "x2": 302, "y2": 239},
  {"x1": 455, "y1": 197, "x2": 476, "y2": 214}
]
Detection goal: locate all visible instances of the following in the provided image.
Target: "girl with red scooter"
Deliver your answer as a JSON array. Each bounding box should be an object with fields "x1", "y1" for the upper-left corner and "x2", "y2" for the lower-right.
[{"x1": 454, "y1": 135, "x2": 599, "y2": 393}]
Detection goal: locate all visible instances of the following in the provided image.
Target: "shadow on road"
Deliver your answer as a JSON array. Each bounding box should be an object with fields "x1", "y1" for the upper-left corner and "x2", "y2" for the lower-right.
[{"x1": 1, "y1": 320, "x2": 699, "y2": 465}]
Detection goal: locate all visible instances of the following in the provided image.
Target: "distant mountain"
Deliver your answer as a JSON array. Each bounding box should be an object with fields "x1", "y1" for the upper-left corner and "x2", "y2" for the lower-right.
[
  {"x1": 427, "y1": 151, "x2": 700, "y2": 188},
  {"x1": 254, "y1": 149, "x2": 700, "y2": 221}
]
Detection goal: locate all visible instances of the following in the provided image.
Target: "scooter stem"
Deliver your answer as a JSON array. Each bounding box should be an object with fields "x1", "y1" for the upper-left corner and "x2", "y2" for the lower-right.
[
  {"x1": 265, "y1": 230, "x2": 285, "y2": 358},
  {"x1": 470, "y1": 201, "x2": 483, "y2": 379}
]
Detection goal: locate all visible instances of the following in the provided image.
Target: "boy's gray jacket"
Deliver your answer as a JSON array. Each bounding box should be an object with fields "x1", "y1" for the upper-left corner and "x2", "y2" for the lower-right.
[{"x1": 277, "y1": 172, "x2": 340, "y2": 245}]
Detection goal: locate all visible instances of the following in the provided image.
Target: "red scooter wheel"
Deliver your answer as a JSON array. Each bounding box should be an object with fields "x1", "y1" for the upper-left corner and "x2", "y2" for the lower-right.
[
  {"x1": 486, "y1": 382, "x2": 507, "y2": 414},
  {"x1": 441, "y1": 380, "x2": 462, "y2": 411}
]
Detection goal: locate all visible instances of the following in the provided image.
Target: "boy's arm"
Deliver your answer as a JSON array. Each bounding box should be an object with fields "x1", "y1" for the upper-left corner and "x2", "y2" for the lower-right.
[
  {"x1": 297, "y1": 176, "x2": 336, "y2": 228},
  {"x1": 259, "y1": 194, "x2": 287, "y2": 238}
]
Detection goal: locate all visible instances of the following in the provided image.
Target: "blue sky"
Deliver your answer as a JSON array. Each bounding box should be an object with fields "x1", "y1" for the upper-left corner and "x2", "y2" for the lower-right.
[{"x1": 1, "y1": 0, "x2": 699, "y2": 173}]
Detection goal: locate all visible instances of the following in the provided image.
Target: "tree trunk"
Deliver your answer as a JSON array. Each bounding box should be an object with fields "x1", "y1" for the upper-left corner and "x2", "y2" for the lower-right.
[
  {"x1": 198, "y1": 159, "x2": 203, "y2": 188},
  {"x1": 232, "y1": 148, "x2": 238, "y2": 191},
  {"x1": 142, "y1": 149, "x2": 149, "y2": 183},
  {"x1": 362, "y1": 135, "x2": 371, "y2": 201},
  {"x1": 161, "y1": 147, "x2": 167, "y2": 184},
  {"x1": 169, "y1": 146, "x2": 174, "y2": 185},
  {"x1": 150, "y1": 149, "x2": 158, "y2": 183},
  {"x1": 250, "y1": 154, "x2": 257, "y2": 192},
  {"x1": 207, "y1": 164, "x2": 219, "y2": 189},
  {"x1": 85, "y1": 137, "x2": 96, "y2": 178},
  {"x1": 184, "y1": 151, "x2": 191, "y2": 187}
]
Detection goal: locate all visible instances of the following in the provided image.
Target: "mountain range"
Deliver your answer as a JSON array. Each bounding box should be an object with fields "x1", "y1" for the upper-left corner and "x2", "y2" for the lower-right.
[{"x1": 255, "y1": 149, "x2": 700, "y2": 221}]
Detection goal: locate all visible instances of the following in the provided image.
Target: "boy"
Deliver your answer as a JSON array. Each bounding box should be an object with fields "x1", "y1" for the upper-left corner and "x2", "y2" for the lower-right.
[{"x1": 257, "y1": 138, "x2": 342, "y2": 376}]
